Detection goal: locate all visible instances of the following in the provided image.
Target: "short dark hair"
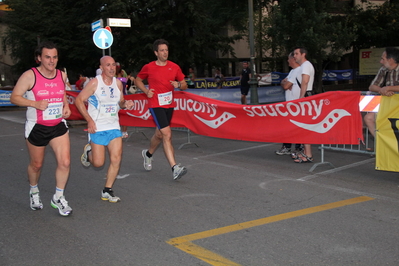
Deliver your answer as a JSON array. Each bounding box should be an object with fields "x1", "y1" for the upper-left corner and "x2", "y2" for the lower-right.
[
  {"x1": 294, "y1": 47, "x2": 309, "y2": 59},
  {"x1": 153, "y1": 39, "x2": 169, "y2": 51},
  {"x1": 385, "y1": 47, "x2": 399, "y2": 64},
  {"x1": 34, "y1": 41, "x2": 58, "y2": 59}
]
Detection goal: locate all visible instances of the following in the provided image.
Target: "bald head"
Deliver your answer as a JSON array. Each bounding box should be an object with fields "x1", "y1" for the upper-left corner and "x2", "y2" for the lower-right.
[
  {"x1": 100, "y1": 56, "x2": 114, "y2": 66},
  {"x1": 100, "y1": 56, "x2": 116, "y2": 78}
]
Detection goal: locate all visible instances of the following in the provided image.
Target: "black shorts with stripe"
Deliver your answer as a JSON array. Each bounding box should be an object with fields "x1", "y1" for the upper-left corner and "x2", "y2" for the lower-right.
[
  {"x1": 150, "y1": 108, "x2": 174, "y2": 129},
  {"x1": 27, "y1": 122, "x2": 68, "y2": 146}
]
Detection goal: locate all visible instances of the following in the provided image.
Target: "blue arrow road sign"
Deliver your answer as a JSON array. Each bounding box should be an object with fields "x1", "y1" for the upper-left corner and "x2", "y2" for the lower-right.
[{"x1": 93, "y1": 28, "x2": 113, "y2": 49}]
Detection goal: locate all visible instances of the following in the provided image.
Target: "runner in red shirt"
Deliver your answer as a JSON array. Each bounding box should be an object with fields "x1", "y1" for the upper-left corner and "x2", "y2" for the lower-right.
[{"x1": 135, "y1": 39, "x2": 188, "y2": 180}]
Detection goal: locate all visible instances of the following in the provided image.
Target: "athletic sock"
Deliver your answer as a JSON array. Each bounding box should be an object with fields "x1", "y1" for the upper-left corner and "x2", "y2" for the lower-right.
[
  {"x1": 30, "y1": 185, "x2": 39, "y2": 194},
  {"x1": 146, "y1": 150, "x2": 152, "y2": 158},
  {"x1": 55, "y1": 187, "x2": 64, "y2": 199},
  {"x1": 103, "y1": 187, "x2": 112, "y2": 193}
]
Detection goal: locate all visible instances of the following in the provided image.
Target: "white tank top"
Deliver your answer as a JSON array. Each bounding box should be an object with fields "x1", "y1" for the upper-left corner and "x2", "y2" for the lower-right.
[{"x1": 87, "y1": 75, "x2": 121, "y2": 132}]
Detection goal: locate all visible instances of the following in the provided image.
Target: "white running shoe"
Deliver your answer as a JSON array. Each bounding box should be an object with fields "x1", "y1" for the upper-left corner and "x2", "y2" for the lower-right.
[
  {"x1": 81, "y1": 143, "x2": 91, "y2": 167},
  {"x1": 51, "y1": 195, "x2": 72, "y2": 216},
  {"x1": 173, "y1": 164, "x2": 187, "y2": 180},
  {"x1": 122, "y1": 131, "x2": 128, "y2": 138},
  {"x1": 101, "y1": 190, "x2": 121, "y2": 203},
  {"x1": 30, "y1": 191, "x2": 43, "y2": 210},
  {"x1": 142, "y1": 149, "x2": 153, "y2": 171}
]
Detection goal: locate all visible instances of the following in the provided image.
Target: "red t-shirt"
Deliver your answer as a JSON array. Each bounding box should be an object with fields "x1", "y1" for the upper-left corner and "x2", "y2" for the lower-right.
[
  {"x1": 75, "y1": 79, "x2": 83, "y2": 90},
  {"x1": 137, "y1": 61, "x2": 185, "y2": 108}
]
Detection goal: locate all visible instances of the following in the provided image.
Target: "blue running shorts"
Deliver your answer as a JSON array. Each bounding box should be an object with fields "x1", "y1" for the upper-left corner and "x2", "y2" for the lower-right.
[{"x1": 90, "y1": 129, "x2": 122, "y2": 146}]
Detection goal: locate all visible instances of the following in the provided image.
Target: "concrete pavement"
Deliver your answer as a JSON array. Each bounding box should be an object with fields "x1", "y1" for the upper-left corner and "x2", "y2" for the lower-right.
[{"x1": 1, "y1": 107, "x2": 399, "y2": 266}]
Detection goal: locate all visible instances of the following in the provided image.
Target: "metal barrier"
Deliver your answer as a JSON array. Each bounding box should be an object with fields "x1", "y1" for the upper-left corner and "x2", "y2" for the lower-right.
[
  {"x1": 309, "y1": 92, "x2": 377, "y2": 172},
  {"x1": 172, "y1": 127, "x2": 199, "y2": 149},
  {"x1": 123, "y1": 126, "x2": 199, "y2": 150},
  {"x1": 124, "y1": 127, "x2": 149, "y2": 142}
]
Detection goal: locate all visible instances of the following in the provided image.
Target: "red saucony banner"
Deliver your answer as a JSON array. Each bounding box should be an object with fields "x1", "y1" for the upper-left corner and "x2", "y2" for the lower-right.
[
  {"x1": 66, "y1": 91, "x2": 363, "y2": 144},
  {"x1": 376, "y1": 94, "x2": 399, "y2": 172}
]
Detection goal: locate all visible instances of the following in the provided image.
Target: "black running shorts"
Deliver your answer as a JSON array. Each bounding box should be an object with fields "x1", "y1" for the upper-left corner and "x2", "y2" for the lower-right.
[
  {"x1": 27, "y1": 122, "x2": 68, "y2": 146},
  {"x1": 150, "y1": 108, "x2": 174, "y2": 129}
]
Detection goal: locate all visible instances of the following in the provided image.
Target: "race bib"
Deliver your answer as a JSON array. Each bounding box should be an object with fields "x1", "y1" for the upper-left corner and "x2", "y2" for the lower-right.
[
  {"x1": 158, "y1": 91, "x2": 173, "y2": 106},
  {"x1": 99, "y1": 102, "x2": 118, "y2": 117},
  {"x1": 43, "y1": 102, "x2": 63, "y2": 120}
]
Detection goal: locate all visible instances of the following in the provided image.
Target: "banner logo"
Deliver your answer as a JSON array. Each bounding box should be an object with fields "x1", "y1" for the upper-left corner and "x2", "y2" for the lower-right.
[
  {"x1": 290, "y1": 109, "x2": 350, "y2": 133},
  {"x1": 194, "y1": 112, "x2": 236, "y2": 129},
  {"x1": 126, "y1": 110, "x2": 151, "y2": 120}
]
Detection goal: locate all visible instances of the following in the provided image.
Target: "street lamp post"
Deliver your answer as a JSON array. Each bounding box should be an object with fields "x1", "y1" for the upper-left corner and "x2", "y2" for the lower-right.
[{"x1": 248, "y1": 0, "x2": 259, "y2": 104}]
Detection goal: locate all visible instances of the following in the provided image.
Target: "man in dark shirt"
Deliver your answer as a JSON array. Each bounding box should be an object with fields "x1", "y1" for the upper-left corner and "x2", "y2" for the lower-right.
[{"x1": 240, "y1": 61, "x2": 252, "y2": 104}]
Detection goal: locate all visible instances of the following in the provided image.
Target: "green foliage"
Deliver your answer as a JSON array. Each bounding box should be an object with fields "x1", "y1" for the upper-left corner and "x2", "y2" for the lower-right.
[
  {"x1": 2, "y1": 0, "x2": 248, "y2": 79},
  {"x1": 2, "y1": 0, "x2": 105, "y2": 77},
  {"x1": 267, "y1": 0, "x2": 355, "y2": 91},
  {"x1": 269, "y1": 0, "x2": 354, "y2": 62},
  {"x1": 347, "y1": 1, "x2": 399, "y2": 50}
]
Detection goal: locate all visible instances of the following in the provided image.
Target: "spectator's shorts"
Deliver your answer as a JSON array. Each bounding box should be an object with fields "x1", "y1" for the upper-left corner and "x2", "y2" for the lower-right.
[{"x1": 241, "y1": 85, "x2": 250, "y2": 95}]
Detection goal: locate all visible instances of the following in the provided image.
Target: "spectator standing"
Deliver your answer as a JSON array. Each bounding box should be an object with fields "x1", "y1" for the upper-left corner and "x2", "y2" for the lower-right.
[
  {"x1": 240, "y1": 61, "x2": 252, "y2": 104},
  {"x1": 293, "y1": 47, "x2": 315, "y2": 163},
  {"x1": 135, "y1": 39, "x2": 188, "y2": 180},
  {"x1": 116, "y1": 62, "x2": 128, "y2": 78},
  {"x1": 187, "y1": 67, "x2": 196, "y2": 88},
  {"x1": 60, "y1": 67, "x2": 73, "y2": 90},
  {"x1": 75, "y1": 56, "x2": 134, "y2": 203},
  {"x1": 115, "y1": 62, "x2": 129, "y2": 138},
  {"x1": 214, "y1": 68, "x2": 224, "y2": 89},
  {"x1": 96, "y1": 65, "x2": 102, "y2": 76},
  {"x1": 75, "y1": 73, "x2": 89, "y2": 90},
  {"x1": 276, "y1": 52, "x2": 302, "y2": 156},
  {"x1": 10, "y1": 41, "x2": 73, "y2": 216}
]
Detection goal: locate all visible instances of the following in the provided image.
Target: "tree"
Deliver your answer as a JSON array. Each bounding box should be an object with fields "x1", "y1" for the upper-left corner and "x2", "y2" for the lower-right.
[
  {"x1": 238, "y1": 0, "x2": 276, "y2": 74},
  {"x1": 348, "y1": 1, "x2": 399, "y2": 50},
  {"x1": 1, "y1": 0, "x2": 248, "y2": 81},
  {"x1": 267, "y1": 0, "x2": 355, "y2": 92},
  {"x1": 2, "y1": 0, "x2": 107, "y2": 80}
]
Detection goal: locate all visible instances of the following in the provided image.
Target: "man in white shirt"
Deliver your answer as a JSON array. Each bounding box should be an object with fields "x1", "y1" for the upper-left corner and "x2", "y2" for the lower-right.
[
  {"x1": 276, "y1": 51, "x2": 302, "y2": 155},
  {"x1": 292, "y1": 47, "x2": 315, "y2": 163}
]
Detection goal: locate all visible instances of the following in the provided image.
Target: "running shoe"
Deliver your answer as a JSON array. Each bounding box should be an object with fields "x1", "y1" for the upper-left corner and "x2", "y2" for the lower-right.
[
  {"x1": 172, "y1": 164, "x2": 187, "y2": 180},
  {"x1": 30, "y1": 191, "x2": 43, "y2": 210},
  {"x1": 122, "y1": 131, "x2": 128, "y2": 138},
  {"x1": 275, "y1": 147, "x2": 291, "y2": 155},
  {"x1": 81, "y1": 143, "x2": 91, "y2": 167},
  {"x1": 101, "y1": 190, "x2": 121, "y2": 203},
  {"x1": 142, "y1": 149, "x2": 153, "y2": 171},
  {"x1": 51, "y1": 195, "x2": 73, "y2": 216}
]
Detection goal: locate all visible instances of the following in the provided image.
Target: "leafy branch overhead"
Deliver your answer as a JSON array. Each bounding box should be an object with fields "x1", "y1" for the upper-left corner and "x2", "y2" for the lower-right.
[{"x1": 1, "y1": 0, "x2": 248, "y2": 78}]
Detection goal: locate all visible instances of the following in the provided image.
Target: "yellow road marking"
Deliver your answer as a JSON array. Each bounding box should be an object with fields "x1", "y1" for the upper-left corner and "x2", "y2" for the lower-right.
[{"x1": 167, "y1": 196, "x2": 374, "y2": 266}]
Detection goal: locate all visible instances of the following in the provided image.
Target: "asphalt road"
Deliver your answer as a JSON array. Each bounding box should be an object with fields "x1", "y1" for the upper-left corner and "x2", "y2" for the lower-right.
[{"x1": 1, "y1": 107, "x2": 399, "y2": 266}]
